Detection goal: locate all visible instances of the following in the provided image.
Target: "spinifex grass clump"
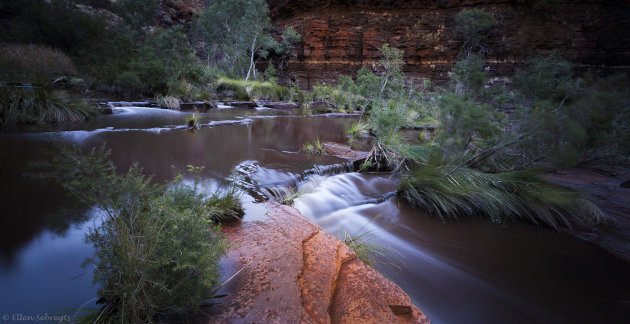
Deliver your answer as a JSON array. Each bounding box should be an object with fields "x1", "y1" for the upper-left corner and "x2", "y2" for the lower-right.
[
  {"x1": 0, "y1": 87, "x2": 97, "y2": 128},
  {"x1": 33, "y1": 145, "x2": 243, "y2": 323},
  {"x1": 340, "y1": 229, "x2": 397, "y2": 269},
  {"x1": 398, "y1": 159, "x2": 606, "y2": 231},
  {"x1": 186, "y1": 113, "x2": 199, "y2": 130},
  {"x1": 301, "y1": 139, "x2": 325, "y2": 155}
]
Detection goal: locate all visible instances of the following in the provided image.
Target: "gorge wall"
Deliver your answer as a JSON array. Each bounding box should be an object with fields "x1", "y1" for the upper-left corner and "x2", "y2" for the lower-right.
[{"x1": 267, "y1": 0, "x2": 630, "y2": 88}]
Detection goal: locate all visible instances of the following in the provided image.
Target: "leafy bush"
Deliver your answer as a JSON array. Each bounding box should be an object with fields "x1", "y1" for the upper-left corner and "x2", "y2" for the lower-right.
[
  {"x1": 454, "y1": 9, "x2": 494, "y2": 57},
  {"x1": 512, "y1": 51, "x2": 573, "y2": 101},
  {"x1": 450, "y1": 54, "x2": 488, "y2": 96},
  {"x1": 356, "y1": 67, "x2": 381, "y2": 100},
  {"x1": 34, "y1": 145, "x2": 239, "y2": 322},
  {"x1": 436, "y1": 94, "x2": 504, "y2": 154},
  {"x1": 116, "y1": 0, "x2": 159, "y2": 29},
  {"x1": 0, "y1": 87, "x2": 97, "y2": 128},
  {"x1": 512, "y1": 73, "x2": 630, "y2": 167},
  {"x1": 216, "y1": 77, "x2": 289, "y2": 101}
]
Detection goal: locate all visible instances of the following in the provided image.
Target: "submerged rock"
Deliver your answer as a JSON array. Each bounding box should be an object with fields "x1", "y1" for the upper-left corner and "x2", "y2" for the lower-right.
[{"x1": 203, "y1": 203, "x2": 429, "y2": 323}]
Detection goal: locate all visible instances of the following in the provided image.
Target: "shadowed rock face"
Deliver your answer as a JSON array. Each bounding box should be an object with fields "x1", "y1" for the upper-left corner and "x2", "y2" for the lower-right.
[
  {"x1": 204, "y1": 203, "x2": 429, "y2": 323},
  {"x1": 267, "y1": 0, "x2": 630, "y2": 88}
]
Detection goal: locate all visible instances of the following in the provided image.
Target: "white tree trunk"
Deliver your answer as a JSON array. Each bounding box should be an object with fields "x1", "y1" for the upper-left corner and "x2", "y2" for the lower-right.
[{"x1": 246, "y1": 32, "x2": 259, "y2": 81}]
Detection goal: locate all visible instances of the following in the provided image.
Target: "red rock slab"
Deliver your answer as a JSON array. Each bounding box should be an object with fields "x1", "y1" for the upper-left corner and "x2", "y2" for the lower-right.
[
  {"x1": 202, "y1": 203, "x2": 429, "y2": 323},
  {"x1": 323, "y1": 142, "x2": 370, "y2": 162}
]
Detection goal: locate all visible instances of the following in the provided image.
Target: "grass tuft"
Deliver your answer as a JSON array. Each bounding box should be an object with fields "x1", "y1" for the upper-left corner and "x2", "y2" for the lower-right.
[
  {"x1": 0, "y1": 87, "x2": 98, "y2": 128},
  {"x1": 301, "y1": 139, "x2": 325, "y2": 155},
  {"x1": 398, "y1": 160, "x2": 607, "y2": 231},
  {"x1": 341, "y1": 229, "x2": 397, "y2": 269}
]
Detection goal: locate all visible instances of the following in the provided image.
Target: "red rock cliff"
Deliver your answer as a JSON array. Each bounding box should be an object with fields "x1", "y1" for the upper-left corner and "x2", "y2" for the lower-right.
[{"x1": 267, "y1": 0, "x2": 630, "y2": 88}]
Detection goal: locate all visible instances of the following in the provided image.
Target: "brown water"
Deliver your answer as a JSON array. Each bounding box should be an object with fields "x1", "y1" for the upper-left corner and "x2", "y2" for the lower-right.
[{"x1": 0, "y1": 104, "x2": 628, "y2": 323}]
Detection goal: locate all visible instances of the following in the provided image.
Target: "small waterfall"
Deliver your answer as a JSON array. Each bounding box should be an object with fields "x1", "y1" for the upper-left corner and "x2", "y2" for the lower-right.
[
  {"x1": 293, "y1": 173, "x2": 398, "y2": 220},
  {"x1": 231, "y1": 160, "x2": 358, "y2": 203}
]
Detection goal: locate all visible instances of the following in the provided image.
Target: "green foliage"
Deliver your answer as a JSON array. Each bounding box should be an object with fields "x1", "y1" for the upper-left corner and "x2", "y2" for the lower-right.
[
  {"x1": 377, "y1": 44, "x2": 405, "y2": 97},
  {"x1": 274, "y1": 26, "x2": 302, "y2": 69},
  {"x1": 436, "y1": 94, "x2": 504, "y2": 154},
  {"x1": 263, "y1": 64, "x2": 278, "y2": 83},
  {"x1": 0, "y1": 44, "x2": 76, "y2": 84},
  {"x1": 301, "y1": 139, "x2": 325, "y2": 155},
  {"x1": 204, "y1": 185, "x2": 245, "y2": 222},
  {"x1": 454, "y1": 9, "x2": 494, "y2": 57},
  {"x1": 216, "y1": 77, "x2": 290, "y2": 101},
  {"x1": 195, "y1": 0, "x2": 274, "y2": 78},
  {"x1": 450, "y1": 54, "x2": 488, "y2": 96},
  {"x1": 0, "y1": 0, "x2": 110, "y2": 60},
  {"x1": 512, "y1": 51, "x2": 573, "y2": 101},
  {"x1": 512, "y1": 73, "x2": 630, "y2": 167},
  {"x1": 356, "y1": 67, "x2": 381, "y2": 100},
  {"x1": 347, "y1": 122, "x2": 368, "y2": 137},
  {"x1": 398, "y1": 160, "x2": 606, "y2": 230},
  {"x1": 341, "y1": 229, "x2": 394, "y2": 269},
  {"x1": 0, "y1": 87, "x2": 97, "y2": 129},
  {"x1": 33, "y1": 145, "x2": 240, "y2": 322},
  {"x1": 279, "y1": 186, "x2": 305, "y2": 205},
  {"x1": 186, "y1": 113, "x2": 199, "y2": 130},
  {"x1": 116, "y1": 0, "x2": 159, "y2": 29}
]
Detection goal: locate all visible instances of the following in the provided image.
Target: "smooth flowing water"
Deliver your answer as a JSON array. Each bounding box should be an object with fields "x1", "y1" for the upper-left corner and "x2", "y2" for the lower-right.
[{"x1": 1, "y1": 103, "x2": 628, "y2": 323}]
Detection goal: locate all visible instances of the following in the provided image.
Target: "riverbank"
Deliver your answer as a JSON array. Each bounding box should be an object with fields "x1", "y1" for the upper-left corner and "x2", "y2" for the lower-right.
[
  {"x1": 547, "y1": 166, "x2": 630, "y2": 262},
  {"x1": 203, "y1": 202, "x2": 429, "y2": 323}
]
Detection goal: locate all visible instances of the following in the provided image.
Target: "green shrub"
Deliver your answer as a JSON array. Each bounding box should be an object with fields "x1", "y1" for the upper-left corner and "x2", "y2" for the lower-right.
[
  {"x1": 216, "y1": 77, "x2": 289, "y2": 101},
  {"x1": 0, "y1": 44, "x2": 76, "y2": 84},
  {"x1": 436, "y1": 94, "x2": 504, "y2": 154},
  {"x1": 0, "y1": 87, "x2": 97, "y2": 128},
  {"x1": 512, "y1": 73, "x2": 630, "y2": 167},
  {"x1": 34, "y1": 145, "x2": 238, "y2": 322},
  {"x1": 356, "y1": 67, "x2": 381, "y2": 100},
  {"x1": 454, "y1": 9, "x2": 494, "y2": 57},
  {"x1": 512, "y1": 51, "x2": 573, "y2": 101},
  {"x1": 450, "y1": 54, "x2": 488, "y2": 96}
]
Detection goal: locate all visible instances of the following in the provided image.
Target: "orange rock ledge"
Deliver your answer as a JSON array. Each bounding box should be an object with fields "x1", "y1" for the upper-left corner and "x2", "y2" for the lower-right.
[{"x1": 203, "y1": 203, "x2": 429, "y2": 323}]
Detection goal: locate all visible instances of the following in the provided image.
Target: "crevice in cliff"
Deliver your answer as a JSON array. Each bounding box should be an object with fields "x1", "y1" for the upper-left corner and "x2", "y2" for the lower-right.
[
  {"x1": 297, "y1": 228, "x2": 321, "y2": 323},
  {"x1": 327, "y1": 244, "x2": 356, "y2": 321}
]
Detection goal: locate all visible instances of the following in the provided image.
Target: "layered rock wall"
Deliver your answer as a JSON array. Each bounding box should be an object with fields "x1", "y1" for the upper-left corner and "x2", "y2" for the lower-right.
[{"x1": 267, "y1": 0, "x2": 630, "y2": 88}]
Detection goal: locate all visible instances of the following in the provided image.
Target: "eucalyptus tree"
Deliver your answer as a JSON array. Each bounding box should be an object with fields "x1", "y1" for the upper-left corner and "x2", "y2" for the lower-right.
[{"x1": 195, "y1": 0, "x2": 274, "y2": 79}]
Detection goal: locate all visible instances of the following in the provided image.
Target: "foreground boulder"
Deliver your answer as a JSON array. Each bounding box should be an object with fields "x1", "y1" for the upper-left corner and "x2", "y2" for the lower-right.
[{"x1": 203, "y1": 203, "x2": 429, "y2": 323}]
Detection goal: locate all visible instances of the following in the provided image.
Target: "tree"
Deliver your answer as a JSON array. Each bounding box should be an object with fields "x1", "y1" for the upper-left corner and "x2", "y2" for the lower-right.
[
  {"x1": 378, "y1": 44, "x2": 405, "y2": 97},
  {"x1": 195, "y1": 0, "x2": 273, "y2": 79},
  {"x1": 454, "y1": 9, "x2": 494, "y2": 57},
  {"x1": 276, "y1": 26, "x2": 302, "y2": 69},
  {"x1": 450, "y1": 54, "x2": 488, "y2": 96},
  {"x1": 117, "y1": 0, "x2": 159, "y2": 29}
]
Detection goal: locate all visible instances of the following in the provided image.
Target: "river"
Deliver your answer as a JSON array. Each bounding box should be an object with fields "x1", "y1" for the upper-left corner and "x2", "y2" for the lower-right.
[{"x1": 0, "y1": 103, "x2": 628, "y2": 323}]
